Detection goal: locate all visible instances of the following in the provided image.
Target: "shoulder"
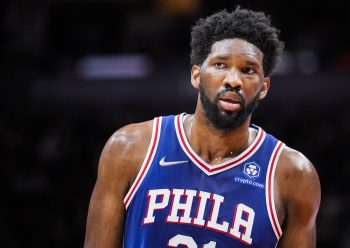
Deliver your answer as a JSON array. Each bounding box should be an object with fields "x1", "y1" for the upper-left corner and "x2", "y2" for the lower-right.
[
  {"x1": 277, "y1": 146, "x2": 320, "y2": 189},
  {"x1": 105, "y1": 119, "x2": 154, "y2": 157},
  {"x1": 276, "y1": 145, "x2": 321, "y2": 223},
  {"x1": 97, "y1": 119, "x2": 155, "y2": 193}
]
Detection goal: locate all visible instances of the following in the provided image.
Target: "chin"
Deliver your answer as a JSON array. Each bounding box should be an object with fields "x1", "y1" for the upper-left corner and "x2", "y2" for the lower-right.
[{"x1": 220, "y1": 109, "x2": 240, "y2": 117}]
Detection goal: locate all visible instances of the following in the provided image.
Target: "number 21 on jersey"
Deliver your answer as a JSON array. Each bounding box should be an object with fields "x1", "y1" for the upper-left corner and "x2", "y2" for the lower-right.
[{"x1": 168, "y1": 234, "x2": 216, "y2": 248}]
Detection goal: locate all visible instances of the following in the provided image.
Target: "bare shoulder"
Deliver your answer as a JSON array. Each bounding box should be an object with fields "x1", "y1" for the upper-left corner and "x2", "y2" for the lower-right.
[
  {"x1": 276, "y1": 145, "x2": 321, "y2": 226},
  {"x1": 84, "y1": 120, "x2": 154, "y2": 248},
  {"x1": 277, "y1": 146, "x2": 320, "y2": 191},
  {"x1": 104, "y1": 119, "x2": 154, "y2": 161},
  {"x1": 97, "y1": 119, "x2": 154, "y2": 195}
]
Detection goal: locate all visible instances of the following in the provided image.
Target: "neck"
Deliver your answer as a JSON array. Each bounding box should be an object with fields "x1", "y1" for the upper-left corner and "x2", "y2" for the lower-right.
[{"x1": 184, "y1": 109, "x2": 255, "y2": 165}]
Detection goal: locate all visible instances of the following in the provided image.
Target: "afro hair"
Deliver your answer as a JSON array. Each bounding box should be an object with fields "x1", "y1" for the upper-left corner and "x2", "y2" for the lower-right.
[{"x1": 190, "y1": 6, "x2": 284, "y2": 76}]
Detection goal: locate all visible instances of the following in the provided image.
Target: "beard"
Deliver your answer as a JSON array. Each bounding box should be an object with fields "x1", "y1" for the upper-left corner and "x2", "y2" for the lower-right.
[{"x1": 199, "y1": 85, "x2": 260, "y2": 131}]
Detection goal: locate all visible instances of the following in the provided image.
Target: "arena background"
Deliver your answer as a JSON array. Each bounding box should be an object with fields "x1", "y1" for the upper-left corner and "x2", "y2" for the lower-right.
[{"x1": 1, "y1": 0, "x2": 350, "y2": 247}]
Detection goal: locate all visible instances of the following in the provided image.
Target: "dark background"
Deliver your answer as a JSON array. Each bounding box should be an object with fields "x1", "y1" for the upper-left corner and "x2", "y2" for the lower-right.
[{"x1": 1, "y1": 0, "x2": 350, "y2": 247}]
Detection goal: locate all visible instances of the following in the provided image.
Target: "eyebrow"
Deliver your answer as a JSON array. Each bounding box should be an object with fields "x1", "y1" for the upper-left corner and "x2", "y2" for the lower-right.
[
  {"x1": 213, "y1": 54, "x2": 261, "y2": 67},
  {"x1": 245, "y1": 60, "x2": 260, "y2": 67}
]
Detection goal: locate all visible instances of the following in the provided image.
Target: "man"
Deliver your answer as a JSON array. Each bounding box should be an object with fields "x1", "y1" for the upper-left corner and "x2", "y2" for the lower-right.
[{"x1": 84, "y1": 6, "x2": 321, "y2": 248}]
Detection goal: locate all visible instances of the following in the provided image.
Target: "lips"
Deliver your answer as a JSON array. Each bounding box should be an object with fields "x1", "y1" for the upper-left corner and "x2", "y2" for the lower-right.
[
  {"x1": 218, "y1": 91, "x2": 242, "y2": 111},
  {"x1": 219, "y1": 91, "x2": 242, "y2": 103}
]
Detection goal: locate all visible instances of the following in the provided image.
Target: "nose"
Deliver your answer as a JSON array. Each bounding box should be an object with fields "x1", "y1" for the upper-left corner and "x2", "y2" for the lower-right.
[{"x1": 222, "y1": 69, "x2": 242, "y2": 90}]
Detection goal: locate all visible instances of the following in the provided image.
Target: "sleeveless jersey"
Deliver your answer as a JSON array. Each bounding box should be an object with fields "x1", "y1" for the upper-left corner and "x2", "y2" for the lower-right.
[{"x1": 123, "y1": 114, "x2": 285, "y2": 248}]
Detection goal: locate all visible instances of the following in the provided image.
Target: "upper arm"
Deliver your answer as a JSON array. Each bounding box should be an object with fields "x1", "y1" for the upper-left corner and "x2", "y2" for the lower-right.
[
  {"x1": 276, "y1": 148, "x2": 321, "y2": 248},
  {"x1": 84, "y1": 121, "x2": 153, "y2": 248}
]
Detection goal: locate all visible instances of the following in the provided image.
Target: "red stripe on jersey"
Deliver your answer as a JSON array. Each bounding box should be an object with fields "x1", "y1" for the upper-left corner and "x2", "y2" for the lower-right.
[
  {"x1": 176, "y1": 114, "x2": 265, "y2": 174},
  {"x1": 124, "y1": 117, "x2": 161, "y2": 208},
  {"x1": 267, "y1": 141, "x2": 284, "y2": 238}
]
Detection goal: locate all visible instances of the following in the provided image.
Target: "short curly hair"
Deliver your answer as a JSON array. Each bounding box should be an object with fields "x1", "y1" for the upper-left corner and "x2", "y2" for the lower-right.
[{"x1": 190, "y1": 6, "x2": 284, "y2": 76}]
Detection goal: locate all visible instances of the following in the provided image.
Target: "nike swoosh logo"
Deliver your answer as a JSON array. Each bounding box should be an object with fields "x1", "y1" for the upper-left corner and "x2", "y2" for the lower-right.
[{"x1": 159, "y1": 157, "x2": 188, "y2": 166}]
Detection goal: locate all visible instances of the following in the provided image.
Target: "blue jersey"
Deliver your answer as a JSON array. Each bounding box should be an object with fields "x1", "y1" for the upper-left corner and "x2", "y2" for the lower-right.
[{"x1": 123, "y1": 114, "x2": 285, "y2": 248}]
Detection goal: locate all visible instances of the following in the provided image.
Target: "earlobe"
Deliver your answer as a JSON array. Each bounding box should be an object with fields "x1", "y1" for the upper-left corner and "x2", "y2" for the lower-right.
[
  {"x1": 259, "y1": 77, "x2": 270, "y2": 100},
  {"x1": 191, "y1": 65, "x2": 201, "y2": 89}
]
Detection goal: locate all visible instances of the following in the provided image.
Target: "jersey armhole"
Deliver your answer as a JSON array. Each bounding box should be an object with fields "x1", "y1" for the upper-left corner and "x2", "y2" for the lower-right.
[
  {"x1": 266, "y1": 141, "x2": 285, "y2": 240},
  {"x1": 123, "y1": 117, "x2": 162, "y2": 209}
]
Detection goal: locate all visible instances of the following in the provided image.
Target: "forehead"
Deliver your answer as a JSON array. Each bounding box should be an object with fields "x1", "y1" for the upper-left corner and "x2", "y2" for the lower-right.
[{"x1": 208, "y1": 38, "x2": 263, "y2": 63}]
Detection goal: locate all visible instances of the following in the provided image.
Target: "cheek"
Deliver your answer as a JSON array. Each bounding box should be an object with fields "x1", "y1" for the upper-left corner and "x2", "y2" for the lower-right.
[
  {"x1": 200, "y1": 72, "x2": 212, "y2": 83},
  {"x1": 200, "y1": 78, "x2": 216, "y2": 96},
  {"x1": 199, "y1": 82, "x2": 216, "y2": 102},
  {"x1": 242, "y1": 83, "x2": 263, "y2": 100},
  {"x1": 200, "y1": 71, "x2": 223, "y2": 88}
]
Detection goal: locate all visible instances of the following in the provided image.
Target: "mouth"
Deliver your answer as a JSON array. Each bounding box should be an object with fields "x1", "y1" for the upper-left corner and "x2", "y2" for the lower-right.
[{"x1": 218, "y1": 91, "x2": 242, "y2": 112}]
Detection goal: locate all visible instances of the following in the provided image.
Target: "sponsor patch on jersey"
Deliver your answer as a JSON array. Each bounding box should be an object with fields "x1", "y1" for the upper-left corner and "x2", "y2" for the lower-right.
[
  {"x1": 234, "y1": 177, "x2": 265, "y2": 189},
  {"x1": 234, "y1": 162, "x2": 264, "y2": 189},
  {"x1": 243, "y1": 162, "x2": 260, "y2": 179}
]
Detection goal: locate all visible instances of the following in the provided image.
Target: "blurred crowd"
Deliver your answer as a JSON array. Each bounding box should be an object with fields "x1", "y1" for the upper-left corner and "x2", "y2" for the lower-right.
[{"x1": 1, "y1": 0, "x2": 350, "y2": 247}]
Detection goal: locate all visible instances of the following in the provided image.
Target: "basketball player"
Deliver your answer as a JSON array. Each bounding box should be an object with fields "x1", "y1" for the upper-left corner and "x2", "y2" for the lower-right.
[{"x1": 84, "y1": 7, "x2": 321, "y2": 248}]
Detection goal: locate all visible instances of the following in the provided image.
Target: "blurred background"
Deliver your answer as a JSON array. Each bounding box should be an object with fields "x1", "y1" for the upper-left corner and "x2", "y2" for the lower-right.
[{"x1": 1, "y1": 0, "x2": 350, "y2": 247}]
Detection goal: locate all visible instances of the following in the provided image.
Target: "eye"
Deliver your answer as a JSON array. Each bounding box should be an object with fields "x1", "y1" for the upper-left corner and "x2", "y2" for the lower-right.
[
  {"x1": 241, "y1": 67, "x2": 255, "y2": 74},
  {"x1": 214, "y1": 62, "x2": 226, "y2": 69}
]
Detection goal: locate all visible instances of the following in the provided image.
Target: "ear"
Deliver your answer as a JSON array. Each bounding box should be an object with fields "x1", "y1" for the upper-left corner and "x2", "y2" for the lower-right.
[
  {"x1": 191, "y1": 65, "x2": 200, "y2": 89},
  {"x1": 258, "y1": 77, "x2": 270, "y2": 100}
]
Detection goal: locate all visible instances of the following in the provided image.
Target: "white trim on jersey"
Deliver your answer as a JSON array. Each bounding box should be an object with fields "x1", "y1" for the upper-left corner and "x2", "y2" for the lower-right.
[
  {"x1": 123, "y1": 117, "x2": 162, "y2": 209},
  {"x1": 266, "y1": 141, "x2": 285, "y2": 240},
  {"x1": 175, "y1": 113, "x2": 266, "y2": 176}
]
